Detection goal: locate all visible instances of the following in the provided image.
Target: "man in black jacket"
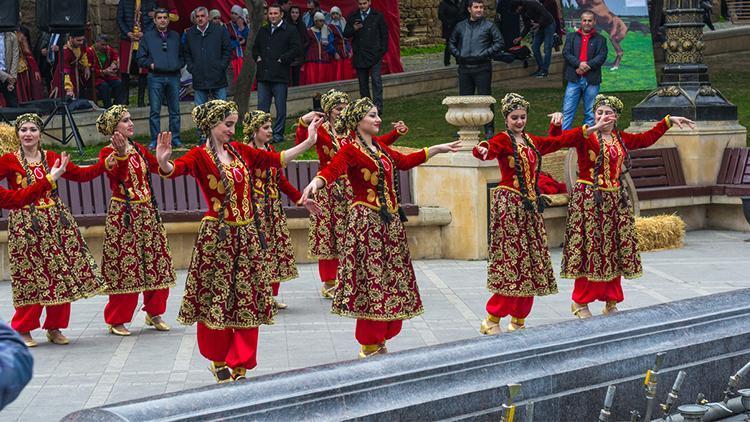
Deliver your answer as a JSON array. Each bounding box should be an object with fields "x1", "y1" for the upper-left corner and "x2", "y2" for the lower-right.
[
  {"x1": 511, "y1": 0, "x2": 555, "y2": 78},
  {"x1": 449, "y1": 0, "x2": 504, "y2": 138},
  {"x1": 561, "y1": 10, "x2": 607, "y2": 129},
  {"x1": 438, "y1": 0, "x2": 466, "y2": 66},
  {"x1": 252, "y1": 4, "x2": 301, "y2": 143},
  {"x1": 344, "y1": 0, "x2": 388, "y2": 115},
  {"x1": 137, "y1": 8, "x2": 184, "y2": 148},
  {"x1": 184, "y1": 6, "x2": 232, "y2": 106}
]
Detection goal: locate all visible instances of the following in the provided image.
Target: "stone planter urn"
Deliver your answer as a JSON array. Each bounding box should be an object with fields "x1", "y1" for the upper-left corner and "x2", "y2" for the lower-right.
[{"x1": 442, "y1": 95, "x2": 496, "y2": 150}]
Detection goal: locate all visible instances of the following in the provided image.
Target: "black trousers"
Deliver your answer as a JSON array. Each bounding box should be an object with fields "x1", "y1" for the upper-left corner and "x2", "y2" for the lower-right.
[
  {"x1": 458, "y1": 63, "x2": 494, "y2": 136},
  {"x1": 356, "y1": 60, "x2": 383, "y2": 115}
]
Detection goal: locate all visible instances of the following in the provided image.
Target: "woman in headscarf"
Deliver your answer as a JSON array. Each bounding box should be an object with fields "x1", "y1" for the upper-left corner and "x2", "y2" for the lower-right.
[
  {"x1": 95, "y1": 105, "x2": 176, "y2": 337},
  {"x1": 155, "y1": 99, "x2": 322, "y2": 383},
  {"x1": 301, "y1": 12, "x2": 336, "y2": 85},
  {"x1": 0, "y1": 114, "x2": 111, "y2": 347},
  {"x1": 242, "y1": 110, "x2": 302, "y2": 310},
  {"x1": 302, "y1": 98, "x2": 461, "y2": 358},
  {"x1": 295, "y1": 89, "x2": 407, "y2": 299},
  {"x1": 227, "y1": 5, "x2": 250, "y2": 83},
  {"x1": 328, "y1": 6, "x2": 355, "y2": 81},
  {"x1": 472, "y1": 93, "x2": 603, "y2": 334},
  {"x1": 561, "y1": 95, "x2": 694, "y2": 318}
]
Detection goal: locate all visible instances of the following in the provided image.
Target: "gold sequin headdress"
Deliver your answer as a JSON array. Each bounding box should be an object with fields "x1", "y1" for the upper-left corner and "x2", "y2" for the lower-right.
[
  {"x1": 96, "y1": 104, "x2": 129, "y2": 136},
  {"x1": 192, "y1": 100, "x2": 238, "y2": 134},
  {"x1": 14, "y1": 113, "x2": 43, "y2": 132},
  {"x1": 242, "y1": 110, "x2": 272, "y2": 143},
  {"x1": 321, "y1": 89, "x2": 350, "y2": 114},
  {"x1": 593, "y1": 94, "x2": 624, "y2": 115},
  {"x1": 500, "y1": 93, "x2": 530, "y2": 118},
  {"x1": 335, "y1": 97, "x2": 375, "y2": 134}
]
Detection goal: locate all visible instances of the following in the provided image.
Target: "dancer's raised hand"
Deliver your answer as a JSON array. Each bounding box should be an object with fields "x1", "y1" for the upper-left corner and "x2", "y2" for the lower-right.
[
  {"x1": 301, "y1": 177, "x2": 325, "y2": 204},
  {"x1": 428, "y1": 140, "x2": 462, "y2": 157},
  {"x1": 669, "y1": 116, "x2": 696, "y2": 129},
  {"x1": 392, "y1": 121, "x2": 409, "y2": 134},
  {"x1": 49, "y1": 153, "x2": 71, "y2": 181},
  {"x1": 475, "y1": 145, "x2": 489, "y2": 160},
  {"x1": 156, "y1": 131, "x2": 173, "y2": 172},
  {"x1": 548, "y1": 112, "x2": 563, "y2": 127},
  {"x1": 111, "y1": 131, "x2": 128, "y2": 156}
]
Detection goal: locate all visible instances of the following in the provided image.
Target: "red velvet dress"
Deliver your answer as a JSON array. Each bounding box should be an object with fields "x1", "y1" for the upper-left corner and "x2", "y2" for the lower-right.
[
  {"x1": 561, "y1": 118, "x2": 672, "y2": 303},
  {"x1": 301, "y1": 27, "x2": 335, "y2": 85},
  {"x1": 329, "y1": 22, "x2": 356, "y2": 80},
  {"x1": 317, "y1": 139, "x2": 429, "y2": 330},
  {"x1": 160, "y1": 141, "x2": 284, "y2": 369},
  {"x1": 248, "y1": 143, "x2": 301, "y2": 293},
  {"x1": 474, "y1": 126, "x2": 584, "y2": 319},
  {"x1": 15, "y1": 31, "x2": 44, "y2": 102},
  {"x1": 0, "y1": 151, "x2": 106, "y2": 331},
  {"x1": 98, "y1": 143, "x2": 176, "y2": 325}
]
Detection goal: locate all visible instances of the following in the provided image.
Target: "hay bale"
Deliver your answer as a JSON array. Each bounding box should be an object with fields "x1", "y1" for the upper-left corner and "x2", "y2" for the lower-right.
[
  {"x1": 0, "y1": 124, "x2": 18, "y2": 155},
  {"x1": 635, "y1": 214, "x2": 686, "y2": 252}
]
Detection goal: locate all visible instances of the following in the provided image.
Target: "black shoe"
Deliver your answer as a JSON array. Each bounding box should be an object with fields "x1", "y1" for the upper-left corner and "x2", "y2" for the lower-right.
[
  {"x1": 523, "y1": 59, "x2": 529, "y2": 68},
  {"x1": 535, "y1": 72, "x2": 549, "y2": 78},
  {"x1": 529, "y1": 69, "x2": 541, "y2": 77}
]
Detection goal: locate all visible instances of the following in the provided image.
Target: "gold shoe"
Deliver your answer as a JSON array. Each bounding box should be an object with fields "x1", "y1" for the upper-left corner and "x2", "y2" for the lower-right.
[
  {"x1": 46, "y1": 329, "x2": 70, "y2": 345},
  {"x1": 209, "y1": 362, "x2": 233, "y2": 384},
  {"x1": 507, "y1": 317, "x2": 526, "y2": 332},
  {"x1": 108, "y1": 324, "x2": 132, "y2": 336},
  {"x1": 145, "y1": 315, "x2": 171, "y2": 331},
  {"x1": 273, "y1": 299, "x2": 288, "y2": 310},
  {"x1": 321, "y1": 282, "x2": 336, "y2": 299},
  {"x1": 571, "y1": 302, "x2": 593, "y2": 319},
  {"x1": 19, "y1": 332, "x2": 37, "y2": 348},
  {"x1": 479, "y1": 317, "x2": 502, "y2": 335},
  {"x1": 358, "y1": 344, "x2": 383, "y2": 359},
  {"x1": 232, "y1": 367, "x2": 247, "y2": 381},
  {"x1": 603, "y1": 301, "x2": 619, "y2": 315}
]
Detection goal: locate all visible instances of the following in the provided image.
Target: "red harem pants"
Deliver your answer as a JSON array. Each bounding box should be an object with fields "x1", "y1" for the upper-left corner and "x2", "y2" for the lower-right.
[
  {"x1": 272, "y1": 283, "x2": 280, "y2": 297},
  {"x1": 103, "y1": 288, "x2": 170, "y2": 325},
  {"x1": 485, "y1": 294, "x2": 534, "y2": 319},
  {"x1": 572, "y1": 276, "x2": 624, "y2": 304},
  {"x1": 355, "y1": 319, "x2": 403, "y2": 346},
  {"x1": 11, "y1": 303, "x2": 71, "y2": 332},
  {"x1": 197, "y1": 323, "x2": 259, "y2": 369},
  {"x1": 319, "y1": 258, "x2": 338, "y2": 283}
]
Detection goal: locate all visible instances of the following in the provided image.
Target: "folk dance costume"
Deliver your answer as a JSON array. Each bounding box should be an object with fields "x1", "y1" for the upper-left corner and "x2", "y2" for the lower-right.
[
  {"x1": 242, "y1": 111, "x2": 302, "y2": 309},
  {"x1": 159, "y1": 100, "x2": 308, "y2": 383},
  {"x1": 310, "y1": 98, "x2": 433, "y2": 358},
  {"x1": 96, "y1": 106, "x2": 175, "y2": 336},
  {"x1": 295, "y1": 90, "x2": 404, "y2": 299},
  {"x1": 1, "y1": 114, "x2": 107, "y2": 347},
  {"x1": 561, "y1": 95, "x2": 676, "y2": 317},
  {"x1": 474, "y1": 93, "x2": 584, "y2": 334}
]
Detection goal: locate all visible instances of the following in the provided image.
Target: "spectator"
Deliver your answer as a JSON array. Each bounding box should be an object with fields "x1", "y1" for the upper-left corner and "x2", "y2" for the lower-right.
[
  {"x1": 288, "y1": 5, "x2": 308, "y2": 87},
  {"x1": 184, "y1": 6, "x2": 232, "y2": 105},
  {"x1": 344, "y1": 0, "x2": 389, "y2": 115},
  {"x1": 86, "y1": 34, "x2": 123, "y2": 107},
  {"x1": 438, "y1": 0, "x2": 466, "y2": 66},
  {"x1": 252, "y1": 4, "x2": 301, "y2": 143},
  {"x1": 0, "y1": 31, "x2": 19, "y2": 107},
  {"x1": 117, "y1": 0, "x2": 158, "y2": 107},
  {"x1": 34, "y1": 31, "x2": 60, "y2": 95},
  {"x1": 542, "y1": 0, "x2": 564, "y2": 50},
  {"x1": 561, "y1": 10, "x2": 607, "y2": 130},
  {"x1": 209, "y1": 9, "x2": 224, "y2": 26},
  {"x1": 15, "y1": 28, "x2": 43, "y2": 103},
  {"x1": 137, "y1": 8, "x2": 184, "y2": 148},
  {"x1": 52, "y1": 33, "x2": 91, "y2": 100},
  {"x1": 449, "y1": 0, "x2": 503, "y2": 138},
  {"x1": 227, "y1": 5, "x2": 250, "y2": 83},
  {"x1": 511, "y1": 0, "x2": 555, "y2": 78},
  {"x1": 495, "y1": 0, "x2": 520, "y2": 49},
  {"x1": 329, "y1": 6, "x2": 355, "y2": 80},
  {"x1": 278, "y1": 0, "x2": 293, "y2": 22},
  {"x1": 303, "y1": 12, "x2": 336, "y2": 85},
  {"x1": 0, "y1": 320, "x2": 32, "y2": 411},
  {"x1": 303, "y1": 1, "x2": 331, "y2": 28}
]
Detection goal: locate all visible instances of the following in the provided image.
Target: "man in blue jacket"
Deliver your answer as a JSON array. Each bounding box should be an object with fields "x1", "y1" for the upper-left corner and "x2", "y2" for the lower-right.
[
  {"x1": 561, "y1": 10, "x2": 608, "y2": 129},
  {"x1": 137, "y1": 8, "x2": 184, "y2": 148},
  {"x1": 0, "y1": 320, "x2": 32, "y2": 411}
]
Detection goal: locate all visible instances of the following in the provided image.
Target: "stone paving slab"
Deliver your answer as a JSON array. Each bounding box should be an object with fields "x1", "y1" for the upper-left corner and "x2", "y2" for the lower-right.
[{"x1": 1, "y1": 230, "x2": 748, "y2": 421}]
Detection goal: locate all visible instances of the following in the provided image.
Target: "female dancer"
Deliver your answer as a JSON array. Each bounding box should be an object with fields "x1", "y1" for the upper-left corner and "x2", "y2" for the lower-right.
[
  {"x1": 96, "y1": 105, "x2": 176, "y2": 336},
  {"x1": 155, "y1": 100, "x2": 321, "y2": 382},
  {"x1": 242, "y1": 110, "x2": 301, "y2": 310},
  {"x1": 561, "y1": 95, "x2": 694, "y2": 317},
  {"x1": 295, "y1": 89, "x2": 407, "y2": 299},
  {"x1": 473, "y1": 93, "x2": 603, "y2": 334},
  {"x1": 0, "y1": 113, "x2": 108, "y2": 347},
  {"x1": 302, "y1": 98, "x2": 460, "y2": 358}
]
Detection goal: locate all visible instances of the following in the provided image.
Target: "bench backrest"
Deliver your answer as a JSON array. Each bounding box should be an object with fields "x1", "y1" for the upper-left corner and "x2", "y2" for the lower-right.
[
  {"x1": 716, "y1": 147, "x2": 750, "y2": 185},
  {"x1": 0, "y1": 160, "x2": 415, "y2": 229},
  {"x1": 629, "y1": 147, "x2": 686, "y2": 189}
]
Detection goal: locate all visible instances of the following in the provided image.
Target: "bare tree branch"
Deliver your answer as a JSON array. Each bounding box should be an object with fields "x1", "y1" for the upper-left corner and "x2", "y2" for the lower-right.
[{"x1": 235, "y1": 0, "x2": 265, "y2": 119}]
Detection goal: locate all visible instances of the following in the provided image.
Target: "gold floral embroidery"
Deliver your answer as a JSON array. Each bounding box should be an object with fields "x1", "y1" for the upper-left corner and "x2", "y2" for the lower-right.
[{"x1": 308, "y1": 177, "x2": 352, "y2": 259}]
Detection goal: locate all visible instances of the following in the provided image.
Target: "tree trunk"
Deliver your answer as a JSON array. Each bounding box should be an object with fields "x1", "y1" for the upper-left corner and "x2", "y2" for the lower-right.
[{"x1": 236, "y1": 0, "x2": 265, "y2": 120}]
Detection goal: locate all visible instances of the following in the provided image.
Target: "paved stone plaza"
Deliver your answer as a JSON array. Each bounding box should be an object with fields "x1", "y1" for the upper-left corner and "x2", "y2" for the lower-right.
[{"x1": 1, "y1": 230, "x2": 748, "y2": 421}]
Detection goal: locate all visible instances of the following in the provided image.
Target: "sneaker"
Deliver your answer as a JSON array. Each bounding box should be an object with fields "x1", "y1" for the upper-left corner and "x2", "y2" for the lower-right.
[
  {"x1": 529, "y1": 69, "x2": 541, "y2": 77},
  {"x1": 172, "y1": 139, "x2": 183, "y2": 148},
  {"x1": 148, "y1": 142, "x2": 156, "y2": 150},
  {"x1": 535, "y1": 72, "x2": 549, "y2": 78}
]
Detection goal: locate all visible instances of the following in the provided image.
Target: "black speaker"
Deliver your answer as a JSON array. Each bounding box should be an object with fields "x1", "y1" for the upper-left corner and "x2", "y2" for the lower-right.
[
  {"x1": 37, "y1": 0, "x2": 87, "y2": 32},
  {"x1": 0, "y1": 0, "x2": 19, "y2": 32}
]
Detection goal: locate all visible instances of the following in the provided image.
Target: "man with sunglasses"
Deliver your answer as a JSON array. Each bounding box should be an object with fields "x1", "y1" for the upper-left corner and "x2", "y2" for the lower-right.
[{"x1": 137, "y1": 8, "x2": 184, "y2": 148}]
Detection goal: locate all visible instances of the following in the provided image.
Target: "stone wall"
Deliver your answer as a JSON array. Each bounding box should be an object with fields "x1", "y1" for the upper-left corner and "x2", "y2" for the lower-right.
[{"x1": 399, "y1": 0, "x2": 497, "y2": 47}]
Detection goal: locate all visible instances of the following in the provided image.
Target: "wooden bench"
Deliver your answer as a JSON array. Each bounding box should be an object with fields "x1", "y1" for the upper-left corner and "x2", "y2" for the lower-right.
[
  {"x1": 0, "y1": 161, "x2": 418, "y2": 230},
  {"x1": 629, "y1": 147, "x2": 712, "y2": 200},
  {"x1": 714, "y1": 147, "x2": 750, "y2": 196}
]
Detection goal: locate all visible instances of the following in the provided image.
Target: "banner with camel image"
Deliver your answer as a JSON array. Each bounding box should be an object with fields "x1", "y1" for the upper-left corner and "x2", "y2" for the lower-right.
[{"x1": 562, "y1": 0, "x2": 658, "y2": 92}]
